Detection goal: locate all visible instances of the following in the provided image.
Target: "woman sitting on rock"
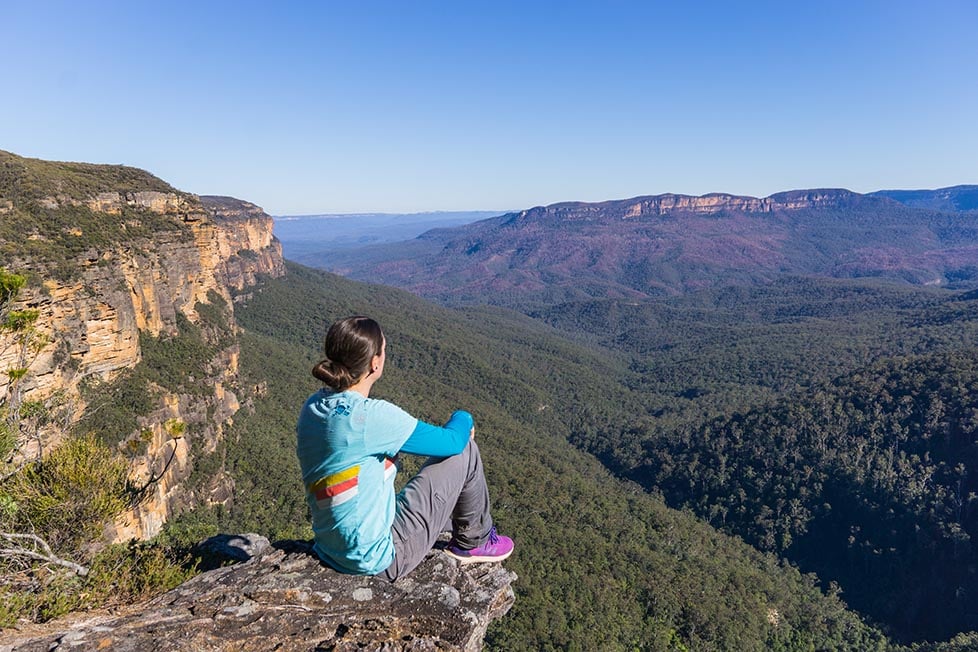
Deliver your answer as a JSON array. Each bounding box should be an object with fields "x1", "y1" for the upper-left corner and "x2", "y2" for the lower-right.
[{"x1": 296, "y1": 315, "x2": 513, "y2": 580}]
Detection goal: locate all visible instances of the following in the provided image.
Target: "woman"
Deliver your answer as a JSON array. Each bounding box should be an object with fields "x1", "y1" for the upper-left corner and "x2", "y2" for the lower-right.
[{"x1": 296, "y1": 315, "x2": 513, "y2": 580}]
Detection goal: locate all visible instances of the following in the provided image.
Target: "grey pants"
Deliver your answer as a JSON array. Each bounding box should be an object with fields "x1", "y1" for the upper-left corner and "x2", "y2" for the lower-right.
[{"x1": 382, "y1": 439, "x2": 493, "y2": 581}]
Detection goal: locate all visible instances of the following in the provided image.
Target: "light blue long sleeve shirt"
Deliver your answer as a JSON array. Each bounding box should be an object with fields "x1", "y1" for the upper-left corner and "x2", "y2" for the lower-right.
[{"x1": 296, "y1": 388, "x2": 471, "y2": 574}]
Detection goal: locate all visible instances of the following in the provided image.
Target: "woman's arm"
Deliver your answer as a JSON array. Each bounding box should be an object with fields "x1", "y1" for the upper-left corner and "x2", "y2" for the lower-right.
[{"x1": 399, "y1": 410, "x2": 473, "y2": 457}]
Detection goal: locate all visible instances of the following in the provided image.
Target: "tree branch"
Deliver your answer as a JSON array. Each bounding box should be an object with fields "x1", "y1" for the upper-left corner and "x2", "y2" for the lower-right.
[
  {"x1": 0, "y1": 532, "x2": 89, "y2": 576},
  {"x1": 129, "y1": 441, "x2": 179, "y2": 505}
]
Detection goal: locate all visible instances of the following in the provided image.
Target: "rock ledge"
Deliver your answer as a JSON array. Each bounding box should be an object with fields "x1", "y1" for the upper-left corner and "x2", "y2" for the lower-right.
[{"x1": 1, "y1": 535, "x2": 516, "y2": 651}]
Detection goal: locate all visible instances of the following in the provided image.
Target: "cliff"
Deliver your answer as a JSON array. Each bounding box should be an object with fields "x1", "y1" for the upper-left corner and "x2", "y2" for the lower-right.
[
  {"x1": 1, "y1": 190, "x2": 283, "y2": 395},
  {"x1": 0, "y1": 535, "x2": 517, "y2": 652},
  {"x1": 0, "y1": 151, "x2": 285, "y2": 540},
  {"x1": 503, "y1": 188, "x2": 868, "y2": 223},
  {"x1": 199, "y1": 195, "x2": 287, "y2": 294}
]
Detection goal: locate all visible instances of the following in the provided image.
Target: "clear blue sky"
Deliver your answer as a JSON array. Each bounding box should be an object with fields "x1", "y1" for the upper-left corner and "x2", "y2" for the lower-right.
[{"x1": 3, "y1": 1, "x2": 976, "y2": 214}]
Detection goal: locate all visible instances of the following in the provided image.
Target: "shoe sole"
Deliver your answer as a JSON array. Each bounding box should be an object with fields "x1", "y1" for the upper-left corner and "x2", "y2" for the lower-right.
[{"x1": 444, "y1": 548, "x2": 514, "y2": 565}]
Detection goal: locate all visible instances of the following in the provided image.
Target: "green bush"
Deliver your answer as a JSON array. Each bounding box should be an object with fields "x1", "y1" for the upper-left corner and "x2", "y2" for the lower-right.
[
  {"x1": 0, "y1": 541, "x2": 196, "y2": 627},
  {"x1": 76, "y1": 372, "x2": 156, "y2": 447},
  {"x1": 2, "y1": 433, "x2": 129, "y2": 552},
  {"x1": 84, "y1": 540, "x2": 196, "y2": 605},
  {"x1": 0, "y1": 433, "x2": 198, "y2": 627},
  {"x1": 0, "y1": 573, "x2": 85, "y2": 626}
]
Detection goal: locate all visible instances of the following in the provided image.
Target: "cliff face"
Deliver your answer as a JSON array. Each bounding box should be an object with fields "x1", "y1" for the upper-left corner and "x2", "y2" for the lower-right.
[
  {"x1": 0, "y1": 161, "x2": 285, "y2": 540},
  {"x1": 1, "y1": 190, "x2": 283, "y2": 395},
  {"x1": 200, "y1": 195, "x2": 286, "y2": 294},
  {"x1": 505, "y1": 189, "x2": 869, "y2": 223}
]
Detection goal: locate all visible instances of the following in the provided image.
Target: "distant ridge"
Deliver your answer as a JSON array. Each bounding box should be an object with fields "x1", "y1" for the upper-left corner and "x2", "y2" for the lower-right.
[
  {"x1": 497, "y1": 188, "x2": 871, "y2": 222},
  {"x1": 870, "y1": 185, "x2": 978, "y2": 212},
  {"x1": 319, "y1": 187, "x2": 978, "y2": 304}
]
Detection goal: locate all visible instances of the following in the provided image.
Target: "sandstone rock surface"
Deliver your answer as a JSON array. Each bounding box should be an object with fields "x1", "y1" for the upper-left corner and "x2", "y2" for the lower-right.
[
  {"x1": 0, "y1": 535, "x2": 517, "y2": 652},
  {"x1": 0, "y1": 180, "x2": 286, "y2": 541}
]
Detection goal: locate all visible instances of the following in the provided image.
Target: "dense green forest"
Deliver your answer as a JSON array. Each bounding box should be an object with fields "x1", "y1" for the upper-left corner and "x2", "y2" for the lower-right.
[
  {"x1": 571, "y1": 349, "x2": 978, "y2": 642},
  {"x1": 527, "y1": 277, "x2": 978, "y2": 643},
  {"x1": 162, "y1": 263, "x2": 892, "y2": 650}
]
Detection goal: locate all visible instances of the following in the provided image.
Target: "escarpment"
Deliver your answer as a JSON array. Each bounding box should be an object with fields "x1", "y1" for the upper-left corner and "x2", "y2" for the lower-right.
[
  {"x1": 199, "y1": 195, "x2": 286, "y2": 293},
  {"x1": 326, "y1": 185, "x2": 978, "y2": 303},
  {"x1": 506, "y1": 188, "x2": 867, "y2": 222},
  {"x1": 0, "y1": 151, "x2": 285, "y2": 540}
]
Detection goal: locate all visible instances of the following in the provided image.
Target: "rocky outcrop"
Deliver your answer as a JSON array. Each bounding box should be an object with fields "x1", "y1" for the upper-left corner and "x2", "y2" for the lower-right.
[
  {"x1": 0, "y1": 535, "x2": 517, "y2": 652},
  {"x1": 200, "y1": 195, "x2": 287, "y2": 293},
  {"x1": 0, "y1": 173, "x2": 285, "y2": 540}
]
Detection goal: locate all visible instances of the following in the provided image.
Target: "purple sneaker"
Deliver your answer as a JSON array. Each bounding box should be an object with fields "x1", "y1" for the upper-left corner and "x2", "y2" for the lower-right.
[{"x1": 445, "y1": 527, "x2": 514, "y2": 565}]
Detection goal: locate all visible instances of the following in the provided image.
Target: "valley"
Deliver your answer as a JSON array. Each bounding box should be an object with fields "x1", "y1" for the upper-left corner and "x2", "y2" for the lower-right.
[{"x1": 282, "y1": 185, "x2": 978, "y2": 644}]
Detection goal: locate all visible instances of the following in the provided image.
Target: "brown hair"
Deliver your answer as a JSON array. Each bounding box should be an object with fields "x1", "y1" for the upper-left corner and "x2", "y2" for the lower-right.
[{"x1": 312, "y1": 316, "x2": 384, "y2": 391}]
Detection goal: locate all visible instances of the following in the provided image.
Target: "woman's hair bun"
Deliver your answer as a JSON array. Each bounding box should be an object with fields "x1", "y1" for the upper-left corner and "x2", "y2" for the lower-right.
[
  {"x1": 312, "y1": 358, "x2": 354, "y2": 390},
  {"x1": 312, "y1": 316, "x2": 384, "y2": 391}
]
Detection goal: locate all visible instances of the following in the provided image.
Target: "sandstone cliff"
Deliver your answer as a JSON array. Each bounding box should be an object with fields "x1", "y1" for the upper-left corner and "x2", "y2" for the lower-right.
[
  {"x1": 199, "y1": 195, "x2": 287, "y2": 295},
  {"x1": 505, "y1": 188, "x2": 869, "y2": 223},
  {"x1": 0, "y1": 188, "x2": 283, "y2": 403},
  {"x1": 0, "y1": 535, "x2": 517, "y2": 652},
  {"x1": 0, "y1": 152, "x2": 285, "y2": 539}
]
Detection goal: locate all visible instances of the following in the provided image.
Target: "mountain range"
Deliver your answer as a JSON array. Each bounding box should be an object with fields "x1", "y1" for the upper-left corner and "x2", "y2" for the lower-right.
[{"x1": 313, "y1": 187, "x2": 978, "y2": 305}]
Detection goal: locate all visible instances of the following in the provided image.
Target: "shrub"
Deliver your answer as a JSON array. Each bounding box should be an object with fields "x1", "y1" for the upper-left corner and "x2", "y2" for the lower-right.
[
  {"x1": 0, "y1": 541, "x2": 196, "y2": 627},
  {"x1": 0, "y1": 433, "x2": 198, "y2": 627},
  {"x1": 2, "y1": 433, "x2": 130, "y2": 552}
]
